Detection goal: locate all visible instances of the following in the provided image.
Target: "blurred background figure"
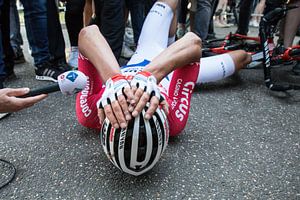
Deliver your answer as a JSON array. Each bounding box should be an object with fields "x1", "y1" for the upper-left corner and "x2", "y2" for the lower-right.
[
  {"x1": 10, "y1": 0, "x2": 25, "y2": 64},
  {"x1": 249, "y1": 0, "x2": 266, "y2": 27},
  {"x1": 214, "y1": 0, "x2": 231, "y2": 28}
]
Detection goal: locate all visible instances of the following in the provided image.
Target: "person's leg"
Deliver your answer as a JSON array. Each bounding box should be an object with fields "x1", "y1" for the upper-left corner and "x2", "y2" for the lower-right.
[
  {"x1": 47, "y1": 0, "x2": 69, "y2": 70},
  {"x1": 76, "y1": 54, "x2": 104, "y2": 129},
  {"x1": 177, "y1": 0, "x2": 188, "y2": 39},
  {"x1": 20, "y1": 0, "x2": 50, "y2": 66},
  {"x1": 83, "y1": 0, "x2": 93, "y2": 26},
  {"x1": 21, "y1": 0, "x2": 66, "y2": 81},
  {"x1": 1, "y1": 0, "x2": 15, "y2": 78},
  {"x1": 283, "y1": 0, "x2": 300, "y2": 48},
  {"x1": 165, "y1": 63, "x2": 200, "y2": 136},
  {"x1": 236, "y1": 0, "x2": 254, "y2": 35},
  {"x1": 127, "y1": 0, "x2": 177, "y2": 65},
  {"x1": 283, "y1": 0, "x2": 300, "y2": 75},
  {"x1": 126, "y1": 0, "x2": 145, "y2": 44},
  {"x1": 193, "y1": 0, "x2": 212, "y2": 40},
  {"x1": 66, "y1": 0, "x2": 85, "y2": 47},
  {"x1": 207, "y1": 0, "x2": 219, "y2": 39},
  {"x1": 99, "y1": 0, "x2": 125, "y2": 60},
  {"x1": 0, "y1": 0, "x2": 5, "y2": 87},
  {"x1": 10, "y1": 0, "x2": 25, "y2": 63},
  {"x1": 65, "y1": 0, "x2": 85, "y2": 68},
  {"x1": 196, "y1": 50, "x2": 251, "y2": 84}
]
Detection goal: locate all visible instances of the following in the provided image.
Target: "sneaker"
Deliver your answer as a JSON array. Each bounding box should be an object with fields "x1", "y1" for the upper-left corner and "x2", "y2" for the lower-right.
[
  {"x1": 121, "y1": 43, "x2": 134, "y2": 59},
  {"x1": 67, "y1": 47, "x2": 79, "y2": 69},
  {"x1": 292, "y1": 61, "x2": 300, "y2": 75},
  {"x1": 214, "y1": 20, "x2": 227, "y2": 28},
  {"x1": 252, "y1": 20, "x2": 260, "y2": 28},
  {"x1": 0, "y1": 112, "x2": 11, "y2": 120},
  {"x1": 35, "y1": 62, "x2": 64, "y2": 82}
]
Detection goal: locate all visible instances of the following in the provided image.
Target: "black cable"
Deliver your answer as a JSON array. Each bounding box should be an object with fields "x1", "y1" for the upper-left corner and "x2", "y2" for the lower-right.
[{"x1": 0, "y1": 159, "x2": 16, "y2": 189}]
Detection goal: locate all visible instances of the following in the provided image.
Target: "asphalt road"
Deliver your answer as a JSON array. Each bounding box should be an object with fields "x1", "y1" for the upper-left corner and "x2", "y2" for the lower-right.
[{"x1": 0, "y1": 26, "x2": 299, "y2": 199}]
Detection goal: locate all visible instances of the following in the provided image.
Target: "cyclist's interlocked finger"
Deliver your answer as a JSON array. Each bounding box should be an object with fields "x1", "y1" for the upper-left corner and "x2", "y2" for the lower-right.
[
  {"x1": 130, "y1": 71, "x2": 164, "y2": 119},
  {"x1": 96, "y1": 74, "x2": 131, "y2": 128}
]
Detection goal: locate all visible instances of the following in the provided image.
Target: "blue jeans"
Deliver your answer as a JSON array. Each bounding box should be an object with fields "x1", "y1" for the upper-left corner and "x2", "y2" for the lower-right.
[
  {"x1": 0, "y1": 0, "x2": 6, "y2": 79},
  {"x1": 193, "y1": 0, "x2": 212, "y2": 40},
  {"x1": 20, "y1": 0, "x2": 50, "y2": 66},
  {"x1": 10, "y1": 0, "x2": 23, "y2": 51}
]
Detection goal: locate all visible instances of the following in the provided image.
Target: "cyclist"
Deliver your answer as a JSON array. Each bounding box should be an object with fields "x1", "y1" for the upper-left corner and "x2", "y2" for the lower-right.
[{"x1": 75, "y1": 0, "x2": 251, "y2": 136}]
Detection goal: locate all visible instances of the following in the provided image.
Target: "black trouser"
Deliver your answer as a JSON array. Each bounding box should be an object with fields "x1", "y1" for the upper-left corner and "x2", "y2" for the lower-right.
[
  {"x1": 125, "y1": 0, "x2": 145, "y2": 44},
  {"x1": 1, "y1": 0, "x2": 14, "y2": 75},
  {"x1": 236, "y1": 0, "x2": 254, "y2": 35},
  {"x1": 208, "y1": 0, "x2": 219, "y2": 38},
  {"x1": 94, "y1": 0, "x2": 125, "y2": 60},
  {"x1": 47, "y1": 0, "x2": 66, "y2": 63},
  {"x1": 178, "y1": 0, "x2": 188, "y2": 24},
  {"x1": 65, "y1": 0, "x2": 85, "y2": 47}
]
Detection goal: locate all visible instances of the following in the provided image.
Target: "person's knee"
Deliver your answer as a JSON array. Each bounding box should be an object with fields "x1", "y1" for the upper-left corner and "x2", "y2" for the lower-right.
[
  {"x1": 79, "y1": 25, "x2": 99, "y2": 40},
  {"x1": 185, "y1": 32, "x2": 202, "y2": 47},
  {"x1": 183, "y1": 32, "x2": 202, "y2": 59},
  {"x1": 158, "y1": 0, "x2": 178, "y2": 11}
]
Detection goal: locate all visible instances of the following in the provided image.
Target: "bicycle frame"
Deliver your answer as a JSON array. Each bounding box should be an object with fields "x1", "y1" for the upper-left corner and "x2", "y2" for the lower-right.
[{"x1": 259, "y1": 5, "x2": 300, "y2": 91}]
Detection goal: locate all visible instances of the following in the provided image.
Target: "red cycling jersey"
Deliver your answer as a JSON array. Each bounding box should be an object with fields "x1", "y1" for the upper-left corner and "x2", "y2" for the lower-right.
[{"x1": 76, "y1": 55, "x2": 199, "y2": 136}]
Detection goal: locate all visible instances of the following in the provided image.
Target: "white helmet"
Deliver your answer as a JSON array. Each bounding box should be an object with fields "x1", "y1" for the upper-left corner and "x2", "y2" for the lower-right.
[{"x1": 100, "y1": 106, "x2": 169, "y2": 176}]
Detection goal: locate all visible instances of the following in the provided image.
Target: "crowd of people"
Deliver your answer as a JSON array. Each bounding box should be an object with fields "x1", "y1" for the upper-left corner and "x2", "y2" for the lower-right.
[{"x1": 0, "y1": 0, "x2": 300, "y2": 88}]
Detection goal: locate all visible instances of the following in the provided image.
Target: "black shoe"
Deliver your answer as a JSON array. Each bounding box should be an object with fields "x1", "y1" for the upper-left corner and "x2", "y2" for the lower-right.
[
  {"x1": 4, "y1": 62, "x2": 17, "y2": 81},
  {"x1": 272, "y1": 44, "x2": 294, "y2": 66},
  {"x1": 35, "y1": 62, "x2": 64, "y2": 82},
  {"x1": 56, "y1": 60, "x2": 73, "y2": 71},
  {"x1": 292, "y1": 61, "x2": 300, "y2": 75},
  {"x1": 13, "y1": 48, "x2": 26, "y2": 64}
]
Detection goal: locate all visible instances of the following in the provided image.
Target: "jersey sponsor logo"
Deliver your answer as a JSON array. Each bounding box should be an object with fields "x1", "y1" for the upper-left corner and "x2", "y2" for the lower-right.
[
  {"x1": 156, "y1": 3, "x2": 166, "y2": 9},
  {"x1": 221, "y1": 61, "x2": 226, "y2": 78},
  {"x1": 79, "y1": 77, "x2": 92, "y2": 117},
  {"x1": 66, "y1": 71, "x2": 78, "y2": 82},
  {"x1": 174, "y1": 81, "x2": 195, "y2": 122}
]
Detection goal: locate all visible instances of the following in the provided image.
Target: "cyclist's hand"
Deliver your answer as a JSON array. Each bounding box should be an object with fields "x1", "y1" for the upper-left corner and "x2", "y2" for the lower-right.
[
  {"x1": 97, "y1": 74, "x2": 133, "y2": 129},
  {"x1": 129, "y1": 71, "x2": 169, "y2": 119}
]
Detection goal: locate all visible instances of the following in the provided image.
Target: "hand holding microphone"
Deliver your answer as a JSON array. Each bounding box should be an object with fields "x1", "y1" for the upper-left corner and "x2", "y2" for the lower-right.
[{"x1": 21, "y1": 70, "x2": 87, "y2": 97}]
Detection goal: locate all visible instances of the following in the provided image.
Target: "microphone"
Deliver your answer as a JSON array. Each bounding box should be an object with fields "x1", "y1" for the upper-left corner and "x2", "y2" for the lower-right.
[{"x1": 21, "y1": 70, "x2": 87, "y2": 98}]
